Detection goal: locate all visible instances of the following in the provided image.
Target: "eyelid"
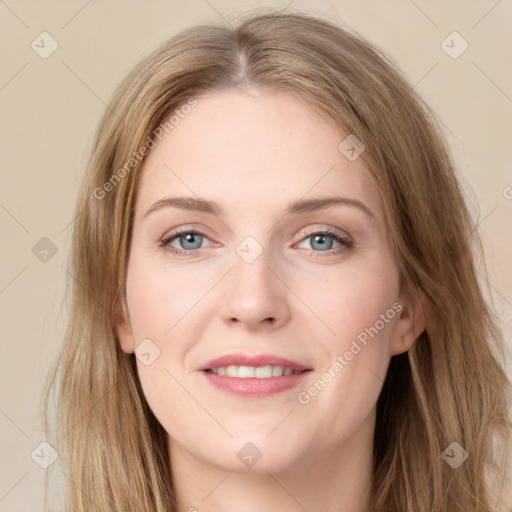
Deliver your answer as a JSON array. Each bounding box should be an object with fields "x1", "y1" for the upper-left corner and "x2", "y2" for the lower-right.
[
  {"x1": 294, "y1": 225, "x2": 351, "y2": 243},
  {"x1": 160, "y1": 225, "x2": 351, "y2": 244},
  {"x1": 293, "y1": 228, "x2": 353, "y2": 253},
  {"x1": 288, "y1": 221, "x2": 352, "y2": 248},
  {"x1": 160, "y1": 224, "x2": 353, "y2": 258},
  {"x1": 160, "y1": 227, "x2": 216, "y2": 247}
]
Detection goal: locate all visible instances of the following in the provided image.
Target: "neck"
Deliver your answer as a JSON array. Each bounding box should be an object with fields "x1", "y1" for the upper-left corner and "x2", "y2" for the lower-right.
[{"x1": 168, "y1": 409, "x2": 375, "y2": 512}]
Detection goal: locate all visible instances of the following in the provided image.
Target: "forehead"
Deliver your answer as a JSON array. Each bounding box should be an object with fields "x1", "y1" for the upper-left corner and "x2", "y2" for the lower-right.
[{"x1": 135, "y1": 89, "x2": 381, "y2": 219}]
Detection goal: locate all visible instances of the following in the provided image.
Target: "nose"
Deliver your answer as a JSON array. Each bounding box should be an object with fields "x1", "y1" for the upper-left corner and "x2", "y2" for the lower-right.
[{"x1": 219, "y1": 243, "x2": 291, "y2": 331}]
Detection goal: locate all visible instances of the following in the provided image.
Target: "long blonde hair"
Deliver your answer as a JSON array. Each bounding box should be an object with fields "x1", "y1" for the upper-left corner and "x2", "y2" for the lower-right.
[{"x1": 43, "y1": 11, "x2": 511, "y2": 511}]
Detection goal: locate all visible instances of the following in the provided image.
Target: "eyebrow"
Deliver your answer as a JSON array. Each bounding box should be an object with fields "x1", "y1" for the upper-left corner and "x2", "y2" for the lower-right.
[{"x1": 143, "y1": 195, "x2": 375, "y2": 220}]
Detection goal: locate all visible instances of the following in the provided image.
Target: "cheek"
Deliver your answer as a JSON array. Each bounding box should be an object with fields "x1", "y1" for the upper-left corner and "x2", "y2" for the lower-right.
[
  {"x1": 125, "y1": 255, "x2": 208, "y2": 340},
  {"x1": 124, "y1": 257, "x2": 210, "y2": 414},
  {"x1": 293, "y1": 258, "x2": 400, "y2": 432},
  {"x1": 126, "y1": 240, "x2": 400, "y2": 406},
  {"x1": 292, "y1": 256, "x2": 400, "y2": 347},
  {"x1": 125, "y1": 260, "x2": 195, "y2": 435},
  {"x1": 292, "y1": 255, "x2": 399, "y2": 404}
]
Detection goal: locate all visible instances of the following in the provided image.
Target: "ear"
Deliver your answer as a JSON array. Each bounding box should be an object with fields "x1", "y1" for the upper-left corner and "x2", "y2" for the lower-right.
[
  {"x1": 116, "y1": 303, "x2": 135, "y2": 355},
  {"x1": 390, "y1": 288, "x2": 431, "y2": 356}
]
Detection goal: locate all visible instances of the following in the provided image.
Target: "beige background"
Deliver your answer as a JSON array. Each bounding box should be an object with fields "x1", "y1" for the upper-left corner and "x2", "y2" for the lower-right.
[{"x1": 1, "y1": 1, "x2": 511, "y2": 510}]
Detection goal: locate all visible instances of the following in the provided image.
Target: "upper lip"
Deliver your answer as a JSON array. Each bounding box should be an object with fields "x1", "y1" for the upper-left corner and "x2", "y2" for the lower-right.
[{"x1": 198, "y1": 353, "x2": 311, "y2": 371}]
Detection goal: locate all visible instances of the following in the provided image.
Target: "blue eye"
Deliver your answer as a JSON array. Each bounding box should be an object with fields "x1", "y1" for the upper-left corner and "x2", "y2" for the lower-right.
[
  {"x1": 160, "y1": 230, "x2": 208, "y2": 256},
  {"x1": 172, "y1": 232, "x2": 203, "y2": 250},
  {"x1": 297, "y1": 231, "x2": 352, "y2": 254},
  {"x1": 160, "y1": 228, "x2": 352, "y2": 258}
]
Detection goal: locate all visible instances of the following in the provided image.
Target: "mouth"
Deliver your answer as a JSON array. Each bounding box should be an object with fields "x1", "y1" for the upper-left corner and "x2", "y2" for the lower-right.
[
  {"x1": 205, "y1": 365, "x2": 305, "y2": 378},
  {"x1": 199, "y1": 354, "x2": 312, "y2": 397}
]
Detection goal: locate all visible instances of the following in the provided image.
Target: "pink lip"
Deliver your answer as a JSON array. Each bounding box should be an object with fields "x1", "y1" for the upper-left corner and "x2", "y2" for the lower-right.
[
  {"x1": 198, "y1": 353, "x2": 312, "y2": 398},
  {"x1": 198, "y1": 353, "x2": 310, "y2": 371},
  {"x1": 202, "y1": 372, "x2": 310, "y2": 397}
]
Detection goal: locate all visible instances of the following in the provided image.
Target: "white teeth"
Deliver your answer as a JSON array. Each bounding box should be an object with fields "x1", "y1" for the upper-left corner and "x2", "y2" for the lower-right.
[
  {"x1": 226, "y1": 365, "x2": 238, "y2": 377},
  {"x1": 272, "y1": 365, "x2": 284, "y2": 377},
  {"x1": 209, "y1": 365, "x2": 301, "y2": 378},
  {"x1": 255, "y1": 365, "x2": 272, "y2": 378},
  {"x1": 238, "y1": 366, "x2": 255, "y2": 378}
]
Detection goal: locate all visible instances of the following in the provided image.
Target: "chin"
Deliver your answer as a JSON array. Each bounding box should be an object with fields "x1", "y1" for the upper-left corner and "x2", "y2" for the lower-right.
[{"x1": 200, "y1": 435, "x2": 307, "y2": 475}]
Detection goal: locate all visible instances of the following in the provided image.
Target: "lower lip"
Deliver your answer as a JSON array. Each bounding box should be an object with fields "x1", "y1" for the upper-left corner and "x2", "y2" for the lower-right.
[{"x1": 201, "y1": 370, "x2": 311, "y2": 397}]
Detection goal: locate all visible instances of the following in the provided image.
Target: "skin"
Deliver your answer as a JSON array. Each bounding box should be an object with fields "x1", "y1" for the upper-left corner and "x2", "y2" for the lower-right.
[{"x1": 117, "y1": 88, "x2": 426, "y2": 512}]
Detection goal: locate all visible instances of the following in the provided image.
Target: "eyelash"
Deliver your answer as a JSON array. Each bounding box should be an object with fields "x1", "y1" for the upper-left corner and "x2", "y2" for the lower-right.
[{"x1": 159, "y1": 228, "x2": 353, "y2": 258}]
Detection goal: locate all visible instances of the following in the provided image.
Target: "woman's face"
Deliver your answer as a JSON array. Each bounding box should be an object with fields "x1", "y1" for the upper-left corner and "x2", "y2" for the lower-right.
[{"x1": 117, "y1": 88, "x2": 422, "y2": 473}]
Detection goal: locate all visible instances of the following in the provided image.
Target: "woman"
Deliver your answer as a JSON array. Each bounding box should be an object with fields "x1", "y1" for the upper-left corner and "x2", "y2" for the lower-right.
[{"x1": 43, "y1": 11, "x2": 511, "y2": 512}]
